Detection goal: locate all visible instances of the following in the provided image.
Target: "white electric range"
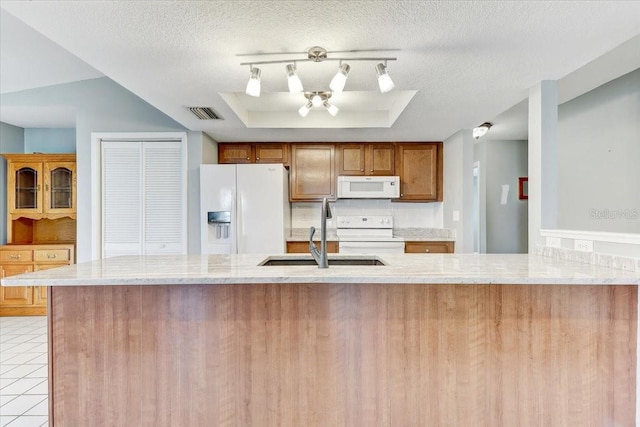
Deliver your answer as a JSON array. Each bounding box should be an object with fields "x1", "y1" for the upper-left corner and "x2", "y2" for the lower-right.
[{"x1": 336, "y1": 215, "x2": 405, "y2": 254}]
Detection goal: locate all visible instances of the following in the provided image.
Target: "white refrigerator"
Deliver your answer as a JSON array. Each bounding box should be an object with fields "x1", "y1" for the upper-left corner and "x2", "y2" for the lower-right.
[{"x1": 200, "y1": 164, "x2": 291, "y2": 254}]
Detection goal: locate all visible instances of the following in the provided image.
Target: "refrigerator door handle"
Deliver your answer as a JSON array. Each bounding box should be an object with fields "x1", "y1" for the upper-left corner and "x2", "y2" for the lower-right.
[{"x1": 232, "y1": 188, "x2": 238, "y2": 254}]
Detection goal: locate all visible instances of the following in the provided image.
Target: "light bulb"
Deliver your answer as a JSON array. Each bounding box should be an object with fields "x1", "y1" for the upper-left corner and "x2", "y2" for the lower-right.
[
  {"x1": 329, "y1": 64, "x2": 350, "y2": 93},
  {"x1": 311, "y1": 94, "x2": 322, "y2": 107},
  {"x1": 298, "y1": 102, "x2": 312, "y2": 117},
  {"x1": 375, "y1": 63, "x2": 394, "y2": 93},
  {"x1": 324, "y1": 101, "x2": 339, "y2": 116},
  {"x1": 286, "y1": 64, "x2": 303, "y2": 93},
  {"x1": 245, "y1": 67, "x2": 261, "y2": 97}
]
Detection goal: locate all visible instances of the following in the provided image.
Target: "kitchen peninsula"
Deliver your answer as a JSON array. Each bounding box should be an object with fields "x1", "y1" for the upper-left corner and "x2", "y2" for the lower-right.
[{"x1": 3, "y1": 254, "x2": 638, "y2": 427}]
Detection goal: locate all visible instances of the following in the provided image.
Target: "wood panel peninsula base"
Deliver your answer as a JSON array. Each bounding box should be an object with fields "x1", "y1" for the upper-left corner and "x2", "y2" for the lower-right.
[{"x1": 48, "y1": 282, "x2": 636, "y2": 426}]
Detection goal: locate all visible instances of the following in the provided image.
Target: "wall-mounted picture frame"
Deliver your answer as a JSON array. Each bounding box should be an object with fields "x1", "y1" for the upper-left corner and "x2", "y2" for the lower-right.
[{"x1": 518, "y1": 177, "x2": 528, "y2": 200}]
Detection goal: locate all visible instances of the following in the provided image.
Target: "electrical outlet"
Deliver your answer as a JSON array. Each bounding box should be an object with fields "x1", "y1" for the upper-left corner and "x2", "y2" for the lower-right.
[
  {"x1": 574, "y1": 239, "x2": 593, "y2": 252},
  {"x1": 546, "y1": 237, "x2": 561, "y2": 248},
  {"x1": 452, "y1": 210, "x2": 460, "y2": 222}
]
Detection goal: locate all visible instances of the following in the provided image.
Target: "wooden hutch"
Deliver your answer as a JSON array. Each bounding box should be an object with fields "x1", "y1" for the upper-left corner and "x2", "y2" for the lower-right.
[{"x1": 1, "y1": 154, "x2": 76, "y2": 316}]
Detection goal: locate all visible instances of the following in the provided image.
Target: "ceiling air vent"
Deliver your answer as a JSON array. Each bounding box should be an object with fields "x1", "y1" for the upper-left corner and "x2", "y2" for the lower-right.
[{"x1": 188, "y1": 107, "x2": 222, "y2": 120}]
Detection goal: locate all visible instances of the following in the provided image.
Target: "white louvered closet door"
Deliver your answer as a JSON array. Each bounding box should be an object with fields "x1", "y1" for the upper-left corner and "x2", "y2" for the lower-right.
[
  {"x1": 101, "y1": 140, "x2": 186, "y2": 259},
  {"x1": 143, "y1": 141, "x2": 185, "y2": 255},
  {"x1": 102, "y1": 141, "x2": 143, "y2": 258}
]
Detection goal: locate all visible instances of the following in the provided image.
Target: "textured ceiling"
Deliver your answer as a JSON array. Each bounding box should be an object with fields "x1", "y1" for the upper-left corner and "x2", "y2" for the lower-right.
[{"x1": 0, "y1": 1, "x2": 639, "y2": 141}]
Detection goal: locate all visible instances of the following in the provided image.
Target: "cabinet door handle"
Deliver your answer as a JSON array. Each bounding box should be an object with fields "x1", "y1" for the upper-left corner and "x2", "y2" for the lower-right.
[
  {"x1": 45, "y1": 184, "x2": 49, "y2": 191},
  {"x1": 370, "y1": 169, "x2": 373, "y2": 172},
  {"x1": 246, "y1": 157, "x2": 250, "y2": 160},
  {"x1": 400, "y1": 193, "x2": 404, "y2": 197},
  {"x1": 360, "y1": 168, "x2": 364, "y2": 172},
  {"x1": 37, "y1": 185, "x2": 41, "y2": 191},
  {"x1": 47, "y1": 253, "x2": 57, "y2": 259},
  {"x1": 10, "y1": 254, "x2": 21, "y2": 259},
  {"x1": 425, "y1": 249, "x2": 430, "y2": 253}
]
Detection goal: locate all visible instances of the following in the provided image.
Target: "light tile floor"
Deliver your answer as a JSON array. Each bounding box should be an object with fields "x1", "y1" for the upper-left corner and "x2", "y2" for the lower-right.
[{"x1": 0, "y1": 316, "x2": 48, "y2": 427}]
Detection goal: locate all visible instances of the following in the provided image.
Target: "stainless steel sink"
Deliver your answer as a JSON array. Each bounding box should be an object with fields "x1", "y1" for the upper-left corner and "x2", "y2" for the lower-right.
[{"x1": 259, "y1": 255, "x2": 387, "y2": 266}]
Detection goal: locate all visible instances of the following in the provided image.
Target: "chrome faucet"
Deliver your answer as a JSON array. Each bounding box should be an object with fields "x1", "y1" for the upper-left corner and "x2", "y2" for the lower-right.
[{"x1": 309, "y1": 197, "x2": 332, "y2": 268}]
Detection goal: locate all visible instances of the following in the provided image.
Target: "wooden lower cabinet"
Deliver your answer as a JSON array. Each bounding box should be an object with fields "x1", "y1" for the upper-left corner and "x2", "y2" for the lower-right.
[
  {"x1": 287, "y1": 241, "x2": 338, "y2": 253},
  {"x1": 404, "y1": 241, "x2": 454, "y2": 253},
  {"x1": 0, "y1": 244, "x2": 74, "y2": 316}
]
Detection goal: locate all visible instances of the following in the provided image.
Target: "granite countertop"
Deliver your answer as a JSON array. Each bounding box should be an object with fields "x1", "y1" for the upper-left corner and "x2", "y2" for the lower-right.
[
  {"x1": 287, "y1": 228, "x2": 455, "y2": 242},
  {"x1": 2, "y1": 254, "x2": 638, "y2": 287}
]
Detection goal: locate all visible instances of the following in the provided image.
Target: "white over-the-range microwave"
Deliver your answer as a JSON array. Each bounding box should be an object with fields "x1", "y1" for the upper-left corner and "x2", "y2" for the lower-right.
[{"x1": 336, "y1": 175, "x2": 400, "y2": 199}]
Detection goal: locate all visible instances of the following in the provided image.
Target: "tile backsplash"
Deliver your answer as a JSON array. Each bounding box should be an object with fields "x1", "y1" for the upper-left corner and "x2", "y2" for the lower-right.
[{"x1": 291, "y1": 199, "x2": 444, "y2": 229}]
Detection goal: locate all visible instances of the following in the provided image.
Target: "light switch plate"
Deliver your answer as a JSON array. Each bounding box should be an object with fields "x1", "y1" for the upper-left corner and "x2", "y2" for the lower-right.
[
  {"x1": 452, "y1": 210, "x2": 460, "y2": 222},
  {"x1": 574, "y1": 239, "x2": 594, "y2": 252}
]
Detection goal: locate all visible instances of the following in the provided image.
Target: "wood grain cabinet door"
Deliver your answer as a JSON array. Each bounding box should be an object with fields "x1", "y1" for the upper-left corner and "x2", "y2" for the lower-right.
[
  {"x1": 255, "y1": 143, "x2": 288, "y2": 165},
  {"x1": 0, "y1": 265, "x2": 35, "y2": 306},
  {"x1": 286, "y1": 241, "x2": 338, "y2": 253},
  {"x1": 7, "y1": 161, "x2": 44, "y2": 215},
  {"x1": 366, "y1": 143, "x2": 395, "y2": 175},
  {"x1": 404, "y1": 241, "x2": 454, "y2": 253},
  {"x1": 395, "y1": 143, "x2": 442, "y2": 202},
  {"x1": 290, "y1": 144, "x2": 336, "y2": 201},
  {"x1": 218, "y1": 143, "x2": 254, "y2": 163},
  {"x1": 336, "y1": 144, "x2": 365, "y2": 175}
]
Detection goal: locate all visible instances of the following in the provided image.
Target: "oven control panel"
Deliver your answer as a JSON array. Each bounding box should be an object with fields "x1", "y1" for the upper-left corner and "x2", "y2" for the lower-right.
[{"x1": 336, "y1": 215, "x2": 393, "y2": 229}]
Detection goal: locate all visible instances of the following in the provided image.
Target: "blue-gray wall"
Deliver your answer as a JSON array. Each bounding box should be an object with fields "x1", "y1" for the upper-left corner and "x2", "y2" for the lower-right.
[
  {"x1": 0, "y1": 122, "x2": 25, "y2": 244},
  {"x1": 1, "y1": 77, "x2": 188, "y2": 260},
  {"x1": 475, "y1": 139, "x2": 528, "y2": 253},
  {"x1": 24, "y1": 128, "x2": 75, "y2": 153},
  {"x1": 558, "y1": 68, "x2": 640, "y2": 234}
]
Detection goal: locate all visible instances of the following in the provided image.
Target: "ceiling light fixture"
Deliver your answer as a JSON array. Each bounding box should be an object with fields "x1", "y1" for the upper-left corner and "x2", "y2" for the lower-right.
[
  {"x1": 375, "y1": 63, "x2": 394, "y2": 93},
  {"x1": 245, "y1": 67, "x2": 261, "y2": 97},
  {"x1": 239, "y1": 46, "x2": 398, "y2": 102},
  {"x1": 286, "y1": 64, "x2": 303, "y2": 93},
  {"x1": 298, "y1": 102, "x2": 312, "y2": 118},
  {"x1": 298, "y1": 91, "x2": 337, "y2": 117},
  {"x1": 329, "y1": 63, "x2": 351, "y2": 93},
  {"x1": 473, "y1": 122, "x2": 493, "y2": 139}
]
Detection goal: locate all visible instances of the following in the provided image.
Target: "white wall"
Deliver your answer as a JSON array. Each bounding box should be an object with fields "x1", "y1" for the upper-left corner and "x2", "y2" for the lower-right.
[
  {"x1": 475, "y1": 139, "x2": 528, "y2": 253},
  {"x1": 0, "y1": 122, "x2": 25, "y2": 244},
  {"x1": 557, "y1": 68, "x2": 639, "y2": 234},
  {"x1": 443, "y1": 130, "x2": 474, "y2": 252}
]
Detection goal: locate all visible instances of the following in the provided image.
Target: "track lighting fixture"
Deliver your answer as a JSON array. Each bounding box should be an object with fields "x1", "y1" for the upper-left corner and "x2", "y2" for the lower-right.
[
  {"x1": 286, "y1": 64, "x2": 303, "y2": 93},
  {"x1": 298, "y1": 102, "x2": 312, "y2": 118},
  {"x1": 329, "y1": 63, "x2": 350, "y2": 93},
  {"x1": 375, "y1": 63, "x2": 394, "y2": 93},
  {"x1": 473, "y1": 122, "x2": 493, "y2": 139},
  {"x1": 245, "y1": 67, "x2": 261, "y2": 97},
  {"x1": 239, "y1": 46, "x2": 398, "y2": 115},
  {"x1": 298, "y1": 91, "x2": 338, "y2": 117}
]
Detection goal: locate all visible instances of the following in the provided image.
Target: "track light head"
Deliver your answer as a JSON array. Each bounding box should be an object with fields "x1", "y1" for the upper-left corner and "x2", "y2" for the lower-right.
[
  {"x1": 324, "y1": 100, "x2": 339, "y2": 116},
  {"x1": 298, "y1": 101, "x2": 312, "y2": 117},
  {"x1": 245, "y1": 67, "x2": 261, "y2": 97},
  {"x1": 375, "y1": 63, "x2": 394, "y2": 93},
  {"x1": 472, "y1": 122, "x2": 493, "y2": 139},
  {"x1": 286, "y1": 64, "x2": 303, "y2": 93},
  {"x1": 329, "y1": 63, "x2": 350, "y2": 93}
]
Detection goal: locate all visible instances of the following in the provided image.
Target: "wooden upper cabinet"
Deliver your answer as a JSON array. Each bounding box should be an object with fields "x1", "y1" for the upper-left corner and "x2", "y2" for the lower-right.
[
  {"x1": 255, "y1": 144, "x2": 288, "y2": 165},
  {"x1": 289, "y1": 144, "x2": 336, "y2": 201},
  {"x1": 395, "y1": 143, "x2": 443, "y2": 202},
  {"x1": 218, "y1": 143, "x2": 288, "y2": 165},
  {"x1": 4, "y1": 154, "x2": 77, "y2": 218},
  {"x1": 336, "y1": 143, "x2": 395, "y2": 176},
  {"x1": 366, "y1": 144, "x2": 395, "y2": 175},
  {"x1": 218, "y1": 144, "x2": 253, "y2": 163}
]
